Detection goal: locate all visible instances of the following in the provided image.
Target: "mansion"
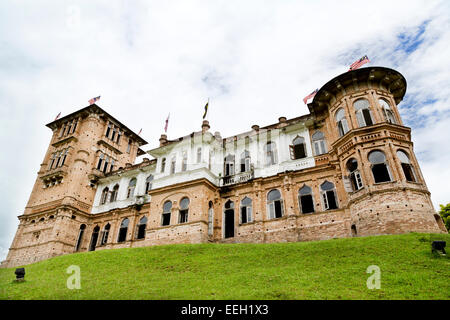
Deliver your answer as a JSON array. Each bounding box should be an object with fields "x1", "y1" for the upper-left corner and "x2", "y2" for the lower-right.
[{"x1": 2, "y1": 66, "x2": 447, "y2": 268}]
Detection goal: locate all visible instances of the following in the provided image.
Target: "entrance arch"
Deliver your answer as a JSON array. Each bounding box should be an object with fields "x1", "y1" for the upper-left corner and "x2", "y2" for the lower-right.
[{"x1": 224, "y1": 200, "x2": 235, "y2": 238}]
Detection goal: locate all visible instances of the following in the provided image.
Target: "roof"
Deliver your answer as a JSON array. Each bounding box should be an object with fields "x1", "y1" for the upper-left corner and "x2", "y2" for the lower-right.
[{"x1": 46, "y1": 104, "x2": 148, "y2": 146}]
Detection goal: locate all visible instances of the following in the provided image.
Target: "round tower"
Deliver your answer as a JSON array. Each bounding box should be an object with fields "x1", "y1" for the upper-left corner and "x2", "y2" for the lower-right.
[{"x1": 309, "y1": 67, "x2": 447, "y2": 236}]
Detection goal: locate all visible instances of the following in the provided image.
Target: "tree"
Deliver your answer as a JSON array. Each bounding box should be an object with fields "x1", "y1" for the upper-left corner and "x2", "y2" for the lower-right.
[{"x1": 438, "y1": 203, "x2": 450, "y2": 232}]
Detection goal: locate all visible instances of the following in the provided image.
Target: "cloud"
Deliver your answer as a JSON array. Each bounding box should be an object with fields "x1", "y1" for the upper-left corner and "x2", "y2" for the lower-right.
[{"x1": 0, "y1": 0, "x2": 449, "y2": 261}]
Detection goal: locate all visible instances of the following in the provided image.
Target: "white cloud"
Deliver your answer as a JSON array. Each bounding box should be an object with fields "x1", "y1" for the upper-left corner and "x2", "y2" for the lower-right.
[{"x1": 1, "y1": 0, "x2": 449, "y2": 261}]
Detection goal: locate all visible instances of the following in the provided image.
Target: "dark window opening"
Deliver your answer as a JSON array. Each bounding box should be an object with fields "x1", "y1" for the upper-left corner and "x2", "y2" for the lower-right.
[
  {"x1": 101, "y1": 224, "x2": 110, "y2": 245},
  {"x1": 362, "y1": 108, "x2": 373, "y2": 126},
  {"x1": 75, "y1": 224, "x2": 86, "y2": 251},
  {"x1": 372, "y1": 164, "x2": 391, "y2": 183},
  {"x1": 326, "y1": 191, "x2": 338, "y2": 210},
  {"x1": 162, "y1": 213, "x2": 171, "y2": 226},
  {"x1": 351, "y1": 224, "x2": 357, "y2": 237},
  {"x1": 300, "y1": 194, "x2": 314, "y2": 214},
  {"x1": 401, "y1": 163, "x2": 415, "y2": 182},
  {"x1": 136, "y1": 217, "x2": 147, "y2": 239},
  {"x1": 179, "y1": 210, "x2": 188, "y2": 223},
  {"x1": 89, "y1": 226, "x2": 100, "y2": 251},
  {"x1": 117, "y1": 219, "x2": 129, "y2": 243},
  {"x1": 274, "y1": 200, "x2": 282, "y2": 218},
  {"x1": 224, "y1": 209, "x2": 234, "y2": 238},
  {"x1": 241, "y1": 206, "x2": 248, "y2": 224}
]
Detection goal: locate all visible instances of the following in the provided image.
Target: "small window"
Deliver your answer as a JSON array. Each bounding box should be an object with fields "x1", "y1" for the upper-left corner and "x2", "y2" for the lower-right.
[
  {"x1": 267, "y1": 189, "x2": 283, "y2": 219},
  {"x1": 347, "y1": 158, "x2": 363, "y2": 191},
  {"x1": 127, "y1": 178, "x2": 137, "y2": 199},
  {"x1": 136, "y1": 216, "x2": 147, "y2": 240},
  {"x1": 353, "y1": 99, "x2": 374, "y2": 127},
  {"x1": 101, "y1": 223, "x2": 110, "y2": 245},
  {"x1": 127, "y1": 139, "x2": 132, "y2": 153},
  {"x1": 179, "y1": 197, "x2": 189, "y2": 223},
  {"x1": 335, "y1": 108, "x2": 349, "y2": 137},
  {"x1": 162, "y1": 201, "x2": 172, "y2": 226},
  {"x1": 182, "y1": 152, "x2": 187, "y2": 172},
  {"x1": 298, "y1": 185, "x2": 314, "y2": 214},
  {"x1": 97, "y1": 153, "x2": 104, "y2": 170},
  {"x1": 111, "y1": 126, "x2": 117, "y2": 141},
  {"x1": 240, "y1": 197, "x2": 252, "y2": 224},
  {"x1": 320, "y1": 181, "x2": 338, "y2": 210},
  {"x1": 100, "y1": 187, "x2": 109, "y2": 205},
  {"x1": 224, "y1": 154, "x2": 235, "y2": 176},
  {"x1": 105, "y1": 123, "x2": 112, "y2": 139},
  {"x1": 110, "y1": 184, "x2": 119, "y2": 202},
  {"x1": 379, "y1": 99, "x2": 396, "y2": 124},
  {"x1": 117, "y1": 218, "x2": 129, "y2": 243},
  {"x1": 368, "y1": 150, "x2": 391, "y2": 183},
  {"x1": 72, "y1": 119, "x2": 78, "y2": 133},
  {"x1": 60, "y1": 149, "x2": 68, "y2": 167},
  {"x1": 170, "y1": 156, "x2": 176, "y2": 174},
  {"x1": 109, "y1": 159, "x2": 115, "y2": 172},
  {"x1": 240, "y1": 151, "x2": 251, "y2": 172},
  {"x1": 145, "y1": 175, "x2": 153, "y2": 193},
  {"x1": 103, "y1": 156, "x2": 109, "y2": 173},
  {"x1": 161, "y1": 158, "x2": 166, "y2": 173},
  {"x1": 265, "y1": 142, "x2": 278, "y2": 166},
  {"x1": 48, "y1": 153, "x2": 56, "y2": 170},
  {"x1": 397, "y1": 150, "x2": 416, "y2": 182},
  {"x1": 312, "y1": 131, "x2": 327, "y2": 156},
  {"x1": 197, "y1": 148, "x2": 202, "y2": 163},
  {"x1": 290, "y1": 136, "x2": 307, "y2": 160},
  {"x1": 116, "y1": 130, "x2": 122, "y2": 144}
]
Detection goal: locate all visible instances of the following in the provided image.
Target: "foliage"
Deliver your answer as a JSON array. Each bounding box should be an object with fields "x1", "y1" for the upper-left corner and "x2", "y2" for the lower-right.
[
  {"x1": 439, "y1": 203, "x2": 450, "y2": 232},
  {"x1": 0, "y1": 233, "x2": 449, "y2": 300}
]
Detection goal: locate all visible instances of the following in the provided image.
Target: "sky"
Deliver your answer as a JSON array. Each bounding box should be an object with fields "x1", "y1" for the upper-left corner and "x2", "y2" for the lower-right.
[{"x1": 1, "y1": 0, "x2": 449, "y2": 261}]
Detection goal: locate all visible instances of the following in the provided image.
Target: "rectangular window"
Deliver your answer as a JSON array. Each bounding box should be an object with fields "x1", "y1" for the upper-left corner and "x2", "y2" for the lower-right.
[
  {"x1": 162, "y1": 213, "x2": 171, "y2": 226},
  {"x1": 179, "y1": 210, "x2": 188, "y2": 223},
  {"x1": 127, "y1": 139, "x2": 132, "y2": 153},
  {"x1": 300, "y1": 195, "x2": 314, "y2": 214}
]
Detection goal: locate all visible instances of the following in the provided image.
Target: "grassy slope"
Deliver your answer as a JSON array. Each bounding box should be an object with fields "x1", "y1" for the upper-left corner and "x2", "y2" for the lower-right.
[{"x1": 0, "y1": 233, "x2": 449, "y2": 300}]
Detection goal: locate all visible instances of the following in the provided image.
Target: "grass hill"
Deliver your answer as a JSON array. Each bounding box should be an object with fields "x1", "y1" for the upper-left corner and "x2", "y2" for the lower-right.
[{"x1": 0, "y1": 233, "x2": 449, "y2": 300}]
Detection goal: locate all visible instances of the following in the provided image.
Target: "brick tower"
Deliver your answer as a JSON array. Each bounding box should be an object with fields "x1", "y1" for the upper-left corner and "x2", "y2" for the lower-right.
[{"x1": 3, "y1": 104, "x2": 147, "y2": 267}]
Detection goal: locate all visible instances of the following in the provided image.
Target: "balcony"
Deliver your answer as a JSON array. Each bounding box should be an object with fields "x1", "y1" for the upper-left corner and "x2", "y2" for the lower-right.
[{"x1": 220, "y1": 170, "x2": 254, "y2": 187}]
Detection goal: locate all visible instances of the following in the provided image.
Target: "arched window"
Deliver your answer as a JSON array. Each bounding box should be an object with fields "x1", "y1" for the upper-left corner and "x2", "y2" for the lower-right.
[
  {"x1": 312, "y1": 131, "x2": 327, "y2": 156},
  {"x1": 162, "y1": 201, "x2": 172, "y2": 226},
  {"x1": 346, "y1": 158, "x2": 363, "y2": 191},
  {"x1": 110, "y1": 159, "x2": 115, "y2": 172},
  {"x1": 110, "y1": 184, "x2": 119, "y2": 202},
  {"x1": 136, "y1": 216, "x2": 147, "y2": 240},
  {"x1": 97, "y1": 153, "x2": 104, "y2": 170},
  {"x1": 267, "y1": 189, "x2": 283, "y2": 219},
  {"x1": 240, "y1": 197, "x2": 252, "y2": 224},
  {"x1": 75, "y1": 224, "x2": 86, "y2": 251},
  {"x1": 60, "y1": 148, "x2": 68, "y2": 167},
  {"x1": 170, "y1": 156, "x2": 176, "y2": 174},
  {"x1": 48, "y1": 152, "x2": 56, "y2": 170},
  {"x1": 89, "y1": 225, "x2": 100, "y2": 251},
  {"x1": 117, "y1": 218, "x2": 129, "y2": 243},
  {"x1": 290, "y1": 136, "x2": 307, "y2": 160},
  {"x1": 103, "y1": 155, "x2": 109, "y2": 173},
  {"x1": 182, "y1": 152, "x2": 187, "y2": 172},
  {"x1": 224, "y1": 154, "x2": 235, "y2": 176},
  {"x1": 368, "y1": 150, "x2": 391, "y2": 183},
  {"x1": 298, "y1": 185, "x2": 314, "y2": 214},
  {"x1": 161, "y1": 158, "x2": 166, "y2": 173},
  {"x1": 397, "y1": 150, "x2": 417, "y2": 182},
  {"x1": 179, "y1": 197, "x2": 190, "y2": 223},
  {"x1": 353, "y1": 99, "x2": 374, "y2": 127},
  {"x1": 335, "y1": 108, "x2": 349, "y2": 137},
  {"x1": 101, "y1": 223, "x2": 110, "y2": 245},
  {"x1": 197, "y1": 148, "x2": 202, "y2": 163},
  {"x1": 127, "y1": 178, "x2": 136, "y2": 199},
  {"x1": 265, "y1": 141, "x2": 278, "y2": 166},
  {"x1": 240, "y1": 150, "x2": 251, "y2": 173},
  {"x1": 145, "y1": 175, "x2": 153, "y2": 193},
  {"x1": 379, "y1": 99, "x2": 396, "y2": 124},
  {"x1": 100, "y1": 187, "x2": 109, "y2": 205},
  {"x1": 320, "y1": 181, "x2": 338, "y2": 210},
  {"x1": 105, "y1": 122, "x2": 112, "y2": 138},
  {"x1": 208, "y1": 201, "x2": 214, "y2": 236}
]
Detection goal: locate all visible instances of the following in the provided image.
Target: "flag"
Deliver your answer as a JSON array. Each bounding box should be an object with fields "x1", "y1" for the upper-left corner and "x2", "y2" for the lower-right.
[
  {"x1": 138, "y1": 128, "x2": 142, "y2": 135},
  {"x1": 88, "y1": 96, "x2": 101, "y2": 105},
  {"x1": 164, "y1": 113, "x2": 170, "y2": 133},
  {"x1": 348, "y1": 55, "x2": 370, "y2": 71},
  {"x1": 54, "y1": 112, "x2": 61, "y2": 121},
  {"x1": 303, "y1": 89, "x2": 318, "y2": 104},
  {"x1": 202, "y1": 100, "x2": 209, "y2": 119}
]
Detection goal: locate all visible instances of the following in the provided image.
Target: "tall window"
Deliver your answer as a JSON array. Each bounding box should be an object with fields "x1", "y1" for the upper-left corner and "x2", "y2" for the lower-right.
[
  {"x1": 111, "y1": 126, "x2": 117, "y2": 141},
  {"x1": 290, "y1": 136, "x2": 307, "y2": 159},
  {"x1": 397, "y1": 150, "x2": 417, "y2": 182},
  {"x1": 110, "y1": 184, "x2": 119, "y2": 202},
  {"x1": 136, "y1": 216, "x2": 147, "y2": 240},
  {"x1": 224, "y1": 154, "x2": 235, "y2": 176},
  {"x1": 240, "y1": 197, "x2": 252, "y2": 224},
  {"x1": 116, "y1": 130, "x2": 122, "y2": 144},
  {"x1": 101, "y1": 223, "x2": 110, "y2": 245},
  {"x1": 55, "y1": 150, "x2": 63, "y2": 167},
  {"x1": 60, "y1": 149, "x2": 68, "y2": 166},
  {"x1": 110, "y1": 159, "x2": 115, "y2": 172},
  {"x1": 66, "y1": 121, "x2": 73, "y2": 135},
  {"x1": 75, "y1": 224, "x2": 86, "y2": 251},
  {"x1": 267, "y1": 189, "x2": 283, "y2": 219},
  {"x1": 100, "y1": 187, "x2": 109, "y2": 205},
  {"x1": 162, "y1": 201, "x2": 172, "y2": 226},
  {"x1": 48, "y1": 153, "x2": 56, "y2": 170},
  {"x1": 354, "y1": 99, "x2": 374, "y2": 127},
  {"x1": 117, "y1": 218, "x2": 129, "y2": 243},
  {"x1": 197, "y1": 148, "x2": 202, "y2": 163},
  {"x1": 105, "y1": 123, "x2": 112, "y2": 138},
  {"x1": 240, "y1": 151, "x2": 251, "y2": 172},
  {"x1": 335, "y1": 108, "x2": 349, "y2": 137},
  {"x1": 320, "y1": 181, "x2": 338, "y2": 210},
  {"x1": 170, "y1": 156, "x2": 176, "y2": 174},
  {"x1": 312, "y1": 131, "x2": 327, "y2": 155},
  {"x1": 265, "y1": 141, "x2": 278, "y2": 166},
  {"x1": 145, "y1": 175, "x2": 153, "y2": 193},
  {"x1": 72, "y1": 118, "x2": 78, "y2": 133},
  {"x1": 379, "y1": 99, "x2": 396, "y2": 124},
  {"x1": 368, "y1": 150, "x2": 391, "y2": 183},
  {"x1": 97, "y1": 153, "x2": 104, "y2": 170},
  {"x1": 298, "y1": 185, "x2": 314, "y2": 214},
  {"x1": 179, "y1": 197, "x2": 189, "y2": 223},
  {"x1": 347, "y1": 158, "x2": 363, "y2": 191},
  {"x1": 182, "y1": 152, "x2": 187, "y2": 171},
  {"x1": 103, "y1": 156, "x2": 109, "y2": 173},
  {"x1": 127, "y1": 178, "x2": 137, "y2": 199},
  {"x1": 208, "y1": 201, "x2": 214, "y2": 236},
  {"x1": 161, "y1": 158, "x2": 166, "y2": 173},
  {"x1": 127, "y1": 139, "x2": 132, "y2": 153}
]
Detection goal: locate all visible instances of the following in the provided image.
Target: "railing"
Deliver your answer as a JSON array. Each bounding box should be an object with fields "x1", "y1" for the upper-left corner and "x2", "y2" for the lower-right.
[{"x1": 220, "y1": 170, "x2": 254, "y2": 187}]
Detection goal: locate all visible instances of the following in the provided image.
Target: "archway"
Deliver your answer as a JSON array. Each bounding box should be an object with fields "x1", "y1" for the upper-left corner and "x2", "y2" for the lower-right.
[
  {"x1": 89, "y1": 226, "x2": 100, "y2": 251},
  {"x1": 224, "y1": 200, "x2": 235, "y2": 238}
]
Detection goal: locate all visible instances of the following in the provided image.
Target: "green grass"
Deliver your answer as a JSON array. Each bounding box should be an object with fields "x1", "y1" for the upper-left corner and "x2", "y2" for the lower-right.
[{"x1": 1, "y1": 233, "x2": 449, "y2": 300}]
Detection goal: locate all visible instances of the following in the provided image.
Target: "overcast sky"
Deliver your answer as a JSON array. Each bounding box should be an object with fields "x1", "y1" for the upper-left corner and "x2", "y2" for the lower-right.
[{"x1": 1, "y1": 0, "x2": 449, "y2": 261}]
